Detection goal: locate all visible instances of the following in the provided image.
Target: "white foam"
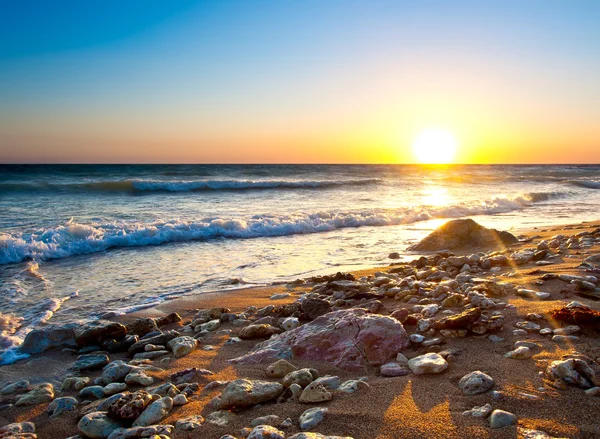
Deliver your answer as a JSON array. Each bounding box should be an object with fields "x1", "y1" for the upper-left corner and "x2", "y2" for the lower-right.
[
  {"x1": 0, "y1": 348, "x2": 30, "y2": 366},
  {"x1": 0, "y1": 192, "x2": 553, "y2": 265}
]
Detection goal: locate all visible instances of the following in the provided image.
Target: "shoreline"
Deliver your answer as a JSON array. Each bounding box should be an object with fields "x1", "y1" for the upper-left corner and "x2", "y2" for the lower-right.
[{"x1": 1, "y1": 218, "x2": 600, "y2": 439}]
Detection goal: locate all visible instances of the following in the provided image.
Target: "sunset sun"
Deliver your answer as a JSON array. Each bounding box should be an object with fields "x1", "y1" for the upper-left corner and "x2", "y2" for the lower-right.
[{"x1": 412, "y1": 128, "x2": 459, "y2": 164}]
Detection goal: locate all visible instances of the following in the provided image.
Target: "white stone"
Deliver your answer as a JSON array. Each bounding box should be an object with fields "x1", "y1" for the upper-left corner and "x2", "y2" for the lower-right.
[{"x1": 407, "y1": 353, "x2": 448, "y2": 375}]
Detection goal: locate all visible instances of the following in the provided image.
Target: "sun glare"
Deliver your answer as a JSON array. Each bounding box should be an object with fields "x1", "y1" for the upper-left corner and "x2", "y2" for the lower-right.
[{"x1": 412, "y1": 128, "x2": 458, "y2": 164}]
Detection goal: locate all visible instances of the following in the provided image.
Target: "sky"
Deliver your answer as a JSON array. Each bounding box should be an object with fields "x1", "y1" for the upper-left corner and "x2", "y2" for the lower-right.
[{"x1": 0, "y1": 0, "x2": 599, "y2": 164}]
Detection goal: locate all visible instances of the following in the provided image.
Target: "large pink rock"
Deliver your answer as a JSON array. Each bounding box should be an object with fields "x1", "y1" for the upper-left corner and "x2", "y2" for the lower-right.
[{"x1": 231, "y1": 308, "x2": 409, "y2": 370}]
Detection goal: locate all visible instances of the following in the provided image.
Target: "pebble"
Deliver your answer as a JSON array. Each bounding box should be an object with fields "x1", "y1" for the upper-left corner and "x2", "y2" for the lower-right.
[
  {"x1": 504, "y1": 346, "x2": 532, "y2": 360},
  {"x1": 380, "y1": 362, "x2": 411, "y2": 377},
  {"x1": 247, "y1": 425, "x2": 286, "y2": 439},
  {"x1": 47, "y1": 396, "x2": 78, "y2": 417},
  {"x1": 299, "y1": 407, "x2": 327, "y2": 430},
  {"x1": 1, "y1": 380, "x2": 31, "y2": 395},
  {"x1": 458, "y1": 371, "x2": 495, "y2": 395},
  {"x1": 462, "y1": 403, "x2": 492, "y2": 417},
  {"x1": 78, "y1": 412, "x2": 122, "y2": 439},
  {"x1": 175, "y1": 415, "x2": 204, "y2": 431},
  {"x1": 133, "y1": 396, "x2": 173, "y2": 427},
  {"x1": 489, "y1": 409, "x2": 517, "y2": 429},
  {"x1": 299, "y1": 382, "x2": 332, "y2": 403},
  {"x1": 15, "y1": 383, "x2": 55, "y2": 406},
  {"x1": 407, "y1": 353, "x2": 448, "y2": 375}
]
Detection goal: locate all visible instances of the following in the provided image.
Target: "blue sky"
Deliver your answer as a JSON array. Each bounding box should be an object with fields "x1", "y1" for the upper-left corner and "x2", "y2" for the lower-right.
[{"x1": 1, "y1": 0, "x2": 599, "y2": 163}]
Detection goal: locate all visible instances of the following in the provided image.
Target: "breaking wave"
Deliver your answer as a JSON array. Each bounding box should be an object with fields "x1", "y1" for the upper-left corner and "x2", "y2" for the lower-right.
[
  {"x1": 568, "y1": 180, "x2": 600, "y2": 190},
  {"x1": 0, "y1": 191, "x2": 564, "y2": 266}
]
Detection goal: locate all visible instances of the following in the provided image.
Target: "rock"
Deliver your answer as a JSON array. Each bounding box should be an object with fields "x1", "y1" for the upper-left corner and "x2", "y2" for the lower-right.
[
  {"x1": 156, "y1": 311, "x2": 181, "y2": 326},
  {"x1": 132, "y1": 396, "x2": 173, "y2": 427},
  {"x1": 462, "y1": 403, "x2": 492, "y2": 417},
  {"x1": 504, "y1": 346, "x2": 532, "y2": 360},
  {"x1": 266, "y1": 359, "x2": 297, "y2": 378},
  {"x1": 62, "y1": 376, "x2": 91, "y2": 392},
  {"x1": 434, "y1": 307, "x2": 481, "y2": 330},
  {"x1": 380, "y1": 362, "x2": 411, "y2": 377},
  {"x1": 73, "y1": 354, "x2": 110, "y2": 370},
  {"x1": 299, "y1": 382, "x2": 332, "y2": 403},
  {"x1": 107, "y1": 390, "x2": 153, "y2": 420},
  {"x1": 219, "y1": 379, "x2": 284, "y2": 409},
  {"x1": 15, "y1": 383, "x2": 54, "y2": 406},
  {"x1": 169, "y1": 367, "x2": 213, "y2": 384},
  {"x1": 338, "y1": 379, "x2": 370, "y2": 393},
  {"x1": 78, "y1": 412, "x2": 123, "y2": 439},
  {"x1": 101, "y1": 361, "x2": 133, "y2": 385},
  {"x1": 247, "y1": 425, "x2": 286, "y2": 439},
  {"x1": 175, "y1": 415, "x2": 204, "y2": 431},
  {"x1": 299, "y1": 407, "x2": 327, "y2": 430},
  {"x1": 125, "y1": 318, "x2": 159, "y2": 337},
  {"x1": 128, "y1": 330, "x2": 180, "y2": 354},
  {"x1": 200, "y1": 319, "x2": 221, "y2": 332},
  {"x1": 173, "y1": 393, "x2": 188, "y2": 406},
  {"x1": 19, "y1": 323, "x2": 78, "y2": 354},
  {"x1": 46, "y1": 396, "x2": 78, "y2": 417},
  {"x1": 239, "y1": 324, "x2": 282, "y2": 339},
  {"x1": 133, "y1": 350, "x2": 168, "y2": 360},
  {"x1": 407, "y1": 353, "x2": 448, "y2": 375},
  {"x1": 546, "y1": 358, "x2": 599, "y2": 389},
  {"x1": 0, "y1": 422, "x2": 35, "y2": 437},
  {"x1": 206, "y1": 410, "x2": 237, "y2": 426},
  {"x1": 232, "y1": 308, "x2": 409, "y2": 371},
  {"x1": 75, "y1": 321, "x2": 127, "y2": 348},
  {"x1": 251, "y1": 415, "x2": 282, "y2": 427},
  {"x1": 166, "y1": 336, "x2": 197, "y2": 358},
  {"x1": 553, "y1": 325, "x2": 580, "y2": 336},
  {"x1": 301, "y1": 298, "x2": 333, "y2": 321},
  {"x1": 283, "y1": 369, "x2": 317, "y2": 388},
  {"x1": 106, "y1": 425, "x2": 173, "y2": 439},
  {"x1": 409, "y1": 219, "x2": 518, "y2": 251},
  {"x1": 281, "y1": 317, "x2": 300, "y2": 331},
  {"x1": 458, "y1": 371, "x2": 495, "y2": 395},
  {"x1": 409, "y1": 334, "x2": 425, "y2": 343},
  {"x1": 519, "y1": 428, "x2": 569, "y2": 439},
  {"x1": 1, "y1": 379, "x2": 31, "y2": 395},
  {"x1": 80, "y1": 386, "x2": 105, "y2": 400},
  {"x1": 124, "y1": 371, "x2": 154, "y2": 386},
  {"x1": 489, "y1": 409, "x2": 517, "y2": 429}
]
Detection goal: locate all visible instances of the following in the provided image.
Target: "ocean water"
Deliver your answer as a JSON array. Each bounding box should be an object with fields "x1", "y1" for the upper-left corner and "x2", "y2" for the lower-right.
[{"x1": 1, "y1": 164, "x2": 599, "y2": 360}]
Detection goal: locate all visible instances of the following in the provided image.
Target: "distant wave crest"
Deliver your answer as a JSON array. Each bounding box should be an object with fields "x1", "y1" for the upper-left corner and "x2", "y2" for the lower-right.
[
  {"x1": 568, "y1": 180, "x2": 600, "y2": 190},
  {"x1": 0, "y1": 178, "x2": 382, "y2": 194},
  {"x1": 0, "y1": 190, "x2": 563, "y2": 266}
]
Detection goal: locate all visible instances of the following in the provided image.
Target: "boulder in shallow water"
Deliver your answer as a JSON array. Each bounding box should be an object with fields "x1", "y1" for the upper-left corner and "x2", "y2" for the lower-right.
[
  {"x1": 409, "y1": 219, "x2": 518, "y2": 251},
  {"x1": 231, "y1": 308, "x2": 409, "y2": 371},
  {"x1": 19, "y1": 323, "x2": 77, "y2": 354}
]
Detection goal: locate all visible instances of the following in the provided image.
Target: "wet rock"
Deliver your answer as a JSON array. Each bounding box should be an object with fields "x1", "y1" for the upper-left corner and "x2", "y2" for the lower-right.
[
  {"x1": 489, "y1": 409, "x2": 517, "y2": 429},
  {"x1": 47, "y1": 396, "x2": 78, "y2": 417},
  {"x1": 1, "y1": 379, "x2": 31, "y2": 395},
  {"x1": 266, "y1": 359, "x2": 297, "y2": 378},
  {"x1": 299, "y1": 407, "x2": 327, "y2": 430},
  {"x1": 299, "y1": 382, "x2": 332, "y2": 403},
  {"x1": 107, "y1": 390, "x2": 153, "y2": 421},
  {"x1": 409, "y1": 219, "x2": 518, "y2": 251},
  {"x1": 128, "y1": 330, "x2": 179, "y2": 354},
  {"x1": 247, "y1": 425, "x2": 286, "y2": 439},
  {"x1": 73, "y1": 353, "x2": 110, "y2": 370},
  {"x1": 175, "y1": 415, "x2": 204, "y2": 431},
  {"x1": 78, "y1": 412, "x2": 123, "y2": 439},
  {"x1": 166, "y1": 336, "x2": 197, "y2": 358},
  {"x1": 101, "y1": 361, "x2": 133, "y2": 385},
  {"x1": 80, "y1": 386, "x2": 105, "y2": 400},
  {"x1": 75, "y1": 321, "x2": 127, "y2": 348},
  {"x1": 301, "y1": 298, "x2": 332, "y2": 320},
  {"x1": 15, "y1": 383, "x2": 54, "y2": 406},
  {"x1": 62, "y1": 376, "x2": 90, "y2": 392},
  {"x1": 219, "y1": 379, "x2": 284, "y2": 409},
  {"x1": 132, "y1": 396, "x2": 173, "y2": 427},
  {"x1": 407, "y1": 353, "x2": 448, "y2": 375},
  {"x1": 458, "y1": 371, "x2": 495, "y2": 395},
  {"x1": 19, "y1": 323, "x2": 77, "y2": 354},
  {"x1": 125, "y1": 318, "x2": 159, "y2": 337},
  {"x1": 232, "y1": 308, "x2": 409, "y2": 371}
]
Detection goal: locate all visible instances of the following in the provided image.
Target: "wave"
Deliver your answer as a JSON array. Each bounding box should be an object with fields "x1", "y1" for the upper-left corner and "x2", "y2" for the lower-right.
[
  {"x1": 0, "y1": 191, "x2": 562, "y2": 266},
  {"x1": 568, "y1": 180, "x2": 600, "y2": 190},
  {"x1": 0, "y1": 178, "x2": 382, "y2": 194}
]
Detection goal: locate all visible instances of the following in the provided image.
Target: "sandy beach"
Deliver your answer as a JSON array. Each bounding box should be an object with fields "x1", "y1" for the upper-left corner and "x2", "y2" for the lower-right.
[{"x1": 2, "y1": 219, "x2": 600, "y2": 439}]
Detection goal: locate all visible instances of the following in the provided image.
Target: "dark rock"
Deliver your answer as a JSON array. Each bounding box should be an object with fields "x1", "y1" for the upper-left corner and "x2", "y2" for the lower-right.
[
  {"x1": 239, "y1": 324, "x2": 282, "y2": 339},
  {"x1": 551, "y1": 306, "x2": 600, "y2": 326},
  {"x1": 74, "y1": 321, "x2": 127, "y2": 348},
  {"x1": 125, "y1": 318, "x2": 159, "y2": 337},
  {"x1": 19, "y1": 324, "x2": 78, "y2": 354},
  {"x1": 105, "y1": 335, "x2": 139, "y2": 353},
  {"x1": 301, "y1": 298, "x2": 332, "y2": 320},
  {"x1": 73, "y1": 354, "x2": 110, "y2": 370},
  {"x1": 434, "y1": 308, "x2": 482, "y2": 330},
  {"x1": 128, "y1": 330, "x2": 179, "y2": 354},
  {"x1": 107, "y1": 391, "x2": 153, "y2": 420},
  {"x1": 156, "y1": 312, "x2": 182, "y2": 326},
  {"x1": 409, "y1": 219, "x2": 518, "y2": 252}
]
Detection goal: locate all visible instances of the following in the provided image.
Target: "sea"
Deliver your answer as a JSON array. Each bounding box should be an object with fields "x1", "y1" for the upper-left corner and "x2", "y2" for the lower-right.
[{"x1": 1, "y1": 164, "x2": 599, "y2": 363}]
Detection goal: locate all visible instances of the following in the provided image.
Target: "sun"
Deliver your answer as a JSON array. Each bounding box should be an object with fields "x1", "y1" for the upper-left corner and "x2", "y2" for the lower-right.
[{"x1": 412, "y1": 128, "x2": 458, "y2": 164}]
